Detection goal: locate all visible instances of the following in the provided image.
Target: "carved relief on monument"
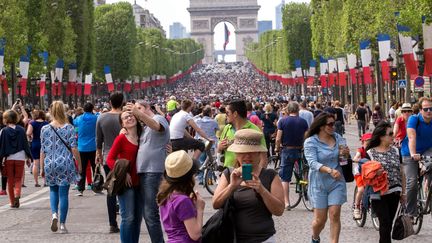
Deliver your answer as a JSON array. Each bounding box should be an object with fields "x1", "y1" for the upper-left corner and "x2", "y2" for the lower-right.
[
  {"x1": 192, "y1": 20, "x2": 209, "y2": 30},
  {"x1": 242, "y1": 36, "x2": 254, "y2": 45},
  {"x1": 211, "y1": 17, "x2": 237, "y2": 30},
  {"x1": 239, "y1": 18, "x2": 256, "y2": 28}
]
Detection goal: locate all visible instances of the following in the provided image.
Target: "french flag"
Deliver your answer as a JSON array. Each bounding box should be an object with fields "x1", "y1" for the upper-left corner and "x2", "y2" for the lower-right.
[
  {"x1": 328, "y1": 58, "x2": 337, "y2": 86},
  {"x1": 124, "y1": 79, "x2": 132, "y2": 92},
  {"x1": 19, "y1": 56, "x2": 30, "y2": 96},
  {"x1": 347, "y1": 54, "x2": 357, "y2": 85},
  {"x1": 0, "y1": 41, "x2": 7, "y2": 95},
  {"x1": 295, "y1": 60, "x2": 304, "y2": 84},
  {"x1": 84, "y1": 73, "x2": 92, "y2": 95},
  {"x1": 54, "y1": 59, "x2": 64, "y2": 96},
  {"x1": 291, "y1": 71, "x2": 298, "y2": 85},
  {"x1": 360, "y1": 40, "x2": 373, "y2": 84},
  {"x1": 223, "y1": 23, "x2": 230, "y2": 51},
  {"x1": 39, "y1": 74, "x2": 46, "y2": 97},
  {"x1": 319, "y1": 56, "x2": 328, "y2": 87},
  {"x1": 104, "y1": 65, "x2": 114, "y2": 92},
  {"x1": 378, "y1": 34, "x2": 391, "y2": 82},
  {"x1": 423, "y1": 16, "x2": 432, "y2": 76},
  {"x1": 398, "y1": 25, "x2": 418, "y2": 79},
  {"x1": 76, "y1": 73, "x2": 83, "y2": 97},
  {"x1": 308, "y1": 60, "x2": 316, "y2": 86},
  {"x1": 337, "y1": 57, "x2": 347, "y2": 87},
  {"x1": 68, "y1": 63, "x2": 77, "y2": 96}
]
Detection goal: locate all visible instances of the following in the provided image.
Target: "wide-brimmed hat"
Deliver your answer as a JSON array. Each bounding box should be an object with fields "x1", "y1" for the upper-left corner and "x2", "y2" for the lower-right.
[
  {"x1": 164, "y1": 150, "x2": 197, "y2": 182},
  {"x1": 401, "y1": 103, "x2": 412, "y2": 111},
  {"x1": 227, "y1": 129, "x2": 267, "y2": 153}
]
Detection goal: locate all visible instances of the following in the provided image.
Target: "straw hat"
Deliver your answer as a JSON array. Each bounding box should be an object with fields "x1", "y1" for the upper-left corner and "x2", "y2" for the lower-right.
[
  {"x1": 227, "y1": 129, "x2": 267, "y2": 153},
  {"x1": 401, "y1": 103, "x2": 412, "y2": 111},
  {"x1": 164, "y1": 150, "x2": 197, "y2": 180}
]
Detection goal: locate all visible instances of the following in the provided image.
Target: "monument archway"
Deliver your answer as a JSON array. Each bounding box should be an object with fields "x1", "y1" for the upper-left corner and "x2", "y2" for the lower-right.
[{"x1": 188, "y1": 0, "x2": 260, "y2": 63}]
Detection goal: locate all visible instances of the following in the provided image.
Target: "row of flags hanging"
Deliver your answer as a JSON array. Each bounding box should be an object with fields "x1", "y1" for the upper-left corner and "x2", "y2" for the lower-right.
[
  {"x1": 253, "y1": 18, "x2": 432, "y2": 88},
  {"x1": 0, "y1": 42, "x2": 201, "y2": 97}
]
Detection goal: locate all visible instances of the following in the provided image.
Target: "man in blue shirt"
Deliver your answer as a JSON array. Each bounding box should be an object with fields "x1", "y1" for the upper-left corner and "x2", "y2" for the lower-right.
[
  {"x1": 275, "y1": 102, "x2": 308, "y2": 210},
  {"x1": 401, "y1": 98, "x2": 432, "y2": 217},
  {"x1": 74, "y1": 102, "x2": 98, "y2": 196}
]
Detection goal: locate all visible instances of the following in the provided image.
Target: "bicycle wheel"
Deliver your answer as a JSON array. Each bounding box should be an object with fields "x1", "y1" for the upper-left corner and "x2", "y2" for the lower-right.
[
  {"x1": 353, "y1": 186, "x2": 367, "y2": 227},
  {"x1": 413, "y1": 200, "x2": 423, "y2": 235},
  {"x1": 269, "y1": 155, "x2": 280, "y2": 172},
  {"x1": 371, "y1": 210, "x2": 379, "y2": 231},
  {"x1": 301, "y1": 169, "x2": 313, "y2": 212},
  {"x1": 288, "y1": 162, "x2": 302, "y2": 209},
  {"x1": 204, "y1": 166, "x2": 222, "y2": 195}
]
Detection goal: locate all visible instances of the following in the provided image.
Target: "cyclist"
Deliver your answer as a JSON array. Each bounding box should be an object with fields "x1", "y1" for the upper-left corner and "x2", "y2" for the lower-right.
[
  {"x1": 352, "y1": 133, "x2": 372, "y2": 220},
  {"x1": 401, "y1": 98, "x2": 432, "y2": 219},
  {"x1": 275, "y1": 102, "x2": 308, "y2": 210},
  {"x1": 170, "y1": 99, "x2": 214, "y2": 160}
]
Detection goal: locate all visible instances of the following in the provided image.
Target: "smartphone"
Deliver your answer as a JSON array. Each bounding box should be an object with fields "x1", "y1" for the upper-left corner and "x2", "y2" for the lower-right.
[{"x1": 242, "y1": 164, "x2": 252, "y2": 181}]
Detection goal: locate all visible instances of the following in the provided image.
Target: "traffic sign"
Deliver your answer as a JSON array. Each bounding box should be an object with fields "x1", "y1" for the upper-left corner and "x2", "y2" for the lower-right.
[
  {"x1": 398, "y1": 79, "x2": 406, "y2": 88},
  {"x1": 415, "y1": 76, "x2": 425, "y2": 87}
]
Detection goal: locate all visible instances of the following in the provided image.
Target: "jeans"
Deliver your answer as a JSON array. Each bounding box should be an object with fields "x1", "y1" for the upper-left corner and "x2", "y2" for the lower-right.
[
  {"x1": 139, "y1": 173, "x2": 164, "y2": 243},
  {"x1": 371, "y1": 192, "x2": 400, "y2": 243},
  {"x1": 335, "y1": 121, "x2": 343, "y2": 136},
  {"x1": 357, "y1": 120, "x2": 366, "y2": 137},
  {"x1": 50, "y1": 185, "x2": 70, "y2": 223},
  {"x1": 118, "y1": 187, "x2": 142, "y2": 243},
  {"x1": 103, "y1": 164, "x2": 118, "y2": 227},
  {"x1": 279, "y1": 148, "x2": 302, "y2": 182},
  {"x1": 5, "y1": 160, "x2": 25, "y2": 205},
  {"x1": 78, "y1": 151, "x2": 96, "y2": 192}
]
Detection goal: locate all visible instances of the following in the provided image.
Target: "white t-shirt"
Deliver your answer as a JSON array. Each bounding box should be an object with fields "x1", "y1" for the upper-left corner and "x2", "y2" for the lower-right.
[
  {"x1": 389, "y1": 107, "x2": 396, "y2": 123},
  {"x1": 169, "y1": 110, "x2": 193, "y2": 139}
]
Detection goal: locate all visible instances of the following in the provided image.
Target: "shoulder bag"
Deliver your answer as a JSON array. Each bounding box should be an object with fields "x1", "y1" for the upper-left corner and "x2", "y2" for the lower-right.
[
  {"x1": 202, "y1": 169, "x2": 236, "y2": 243},
  {"x1": 49, "y1": 125, "x2": 72, "y2": 153},
  {"x1": 341, "y1": 155, "x2": 354, "y2": 183},
  {"x1": 392, "y1": 205, "x2": 414, "y2": 240},
  {"x1": 92, "y1": 164, "x2": 104, "y2": 193}
]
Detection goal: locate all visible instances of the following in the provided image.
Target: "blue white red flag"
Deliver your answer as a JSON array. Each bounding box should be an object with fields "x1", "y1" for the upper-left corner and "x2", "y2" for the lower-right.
[
  {"x1": 360, "y1": 40, "x2": 372, "y2": 84},
  {"x1": 398, "y1": 25, "x2": 418, "y2": 79},
  {"x1": 223, "y1": 23, "x2": 230, "y2": 51},
  {"x1": 104, "y1": 65, "x2": 114, "y2": 92},
  {"x1": 423, "y1": 16, "x2": 432, "y2": 76}
]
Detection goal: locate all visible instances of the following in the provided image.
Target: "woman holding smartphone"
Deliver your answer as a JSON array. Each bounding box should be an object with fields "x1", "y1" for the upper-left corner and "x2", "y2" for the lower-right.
[{"x1": 212, "y1": 129, "x2": 284, "y2": 243}]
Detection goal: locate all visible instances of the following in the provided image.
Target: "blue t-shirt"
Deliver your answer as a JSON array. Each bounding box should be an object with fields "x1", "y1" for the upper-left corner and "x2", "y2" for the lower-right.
[
  {"x1": 73, "y1": 112, "x2": 98, "y2": 152},
  {"x1": 401, "y1": 114, "x2": 432, "y2": 156},
  {"x1": 277, "y1": 116, "x2": 308, "y2": 147}
]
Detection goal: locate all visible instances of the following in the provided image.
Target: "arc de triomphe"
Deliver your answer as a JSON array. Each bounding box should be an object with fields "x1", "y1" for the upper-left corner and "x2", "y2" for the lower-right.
[{"x1": 188, "y1": 0, "x2": 260, "y2": 63}]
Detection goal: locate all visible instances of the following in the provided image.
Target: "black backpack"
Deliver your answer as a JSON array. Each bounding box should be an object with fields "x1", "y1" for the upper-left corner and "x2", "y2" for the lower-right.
[{"x1": 201, "y1": 169, "x2": 236, "y2": 243}]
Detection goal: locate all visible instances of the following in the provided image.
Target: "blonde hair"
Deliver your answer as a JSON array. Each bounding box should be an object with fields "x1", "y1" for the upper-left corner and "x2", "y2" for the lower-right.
[
  {"x1": 50, "y1": 101, "x2": 68, "y2": 124},
  {"x1": 264, "y1": 104, "x2": 273, "y2": 113}
]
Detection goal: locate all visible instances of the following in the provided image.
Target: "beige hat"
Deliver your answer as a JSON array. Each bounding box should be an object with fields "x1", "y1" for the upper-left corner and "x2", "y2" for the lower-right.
[
  {"x1": 170, "y1": 95, "x2": 176, "y2": 100},
  {"x1": 165, "y1": 150, "x2": 195, "y2": 179},
  {"x1": 227, "y1": 129, "x2": 267, "y2": 153},
  {"x1": 401, "y1": 103, "x2": 412, "y2": 111}
]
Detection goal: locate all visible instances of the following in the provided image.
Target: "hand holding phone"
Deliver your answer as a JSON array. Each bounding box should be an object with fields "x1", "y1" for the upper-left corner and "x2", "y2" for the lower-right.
[{"x1": 242, "y1": 163, "x2": 252, "y2": 181}]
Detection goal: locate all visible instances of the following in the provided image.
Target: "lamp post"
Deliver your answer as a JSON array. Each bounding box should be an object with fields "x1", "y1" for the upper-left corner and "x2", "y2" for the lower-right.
[
  {"x1": 398, "y1": 51, "x2": 406, "y2": 102},
  {"x1": 369, "y1": 60, "x2": 376, "y2": 105},
  {"x1": 30, "y1": 78, "x2": 36, "y2": 107},
  {"x1": 332, "y1": 68, "x2": 339, "y2": 101},
  {"x1": 344, "y1": 65, "x2": 350, "y2": 106},
  {"x1": 325, "y1": 70, "x2": 330, "y2": 102},
  {"x1": 386, "y1": 54, "x2": 395, "y2": 105},
  {"x1": 415, "y1": 37, "x2": 425, "y2": 97},
  {"x1": 17, "y1": 73, "x2": 22, "y2": 101}
]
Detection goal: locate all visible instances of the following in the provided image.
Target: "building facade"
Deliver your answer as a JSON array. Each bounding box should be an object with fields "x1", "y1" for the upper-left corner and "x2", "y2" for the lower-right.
[
  {"x1": 133, "y1": 2, "x2": 166, "y2": 36},
  {"x1": 275, "y1": 0, "x2": 285, "y2": 30},
  {"x1": 258, "y1": 20, "x2": 272, "y2": 36},
  {"x1": 169, "y1": 22, "x2": 188, "y2": 39},
  {"x1": 94, "y1": 0, "x2": 106, "y2": 7}
]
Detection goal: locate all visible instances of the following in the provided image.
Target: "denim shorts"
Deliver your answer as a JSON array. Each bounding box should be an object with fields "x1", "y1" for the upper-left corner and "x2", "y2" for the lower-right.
[
  {"x1": 309, "y1": 178, "x2": 347, "y2": 209},
  {"x1": 279, "y1": 148, "x2": 302, "y2": 182}
]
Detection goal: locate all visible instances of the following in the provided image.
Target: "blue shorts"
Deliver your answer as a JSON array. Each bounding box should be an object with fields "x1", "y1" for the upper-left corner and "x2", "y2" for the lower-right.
[
  {"x1": 309, "y1": 178, "x2": 347, "y2": 209},
  {"x1": 279, "y1": 148, "x2": 302, "y2": 182}
]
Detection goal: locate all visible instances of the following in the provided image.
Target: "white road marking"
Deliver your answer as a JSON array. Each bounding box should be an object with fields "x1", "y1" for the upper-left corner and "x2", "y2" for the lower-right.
[{"x1": 0, "y1": 187, "x2": 49, "y2": 213}]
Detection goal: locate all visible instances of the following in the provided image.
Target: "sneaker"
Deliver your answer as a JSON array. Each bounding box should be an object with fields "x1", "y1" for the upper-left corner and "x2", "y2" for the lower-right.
[
  {"x1": 86, "y1": 185, "x2": 92, "y2": 190},
  {"x1": 76, "y1": 191, "x2": 83, "y2": 197},
  {"x1": 13, "y1": 197, "x2": 20, "y2": 208},
  {"x1": 72, "y1": 185, "x2": 78, "y2": 190},
  {"x1": 285, "y1": 205, "x2": 291, "y2": 211},
  {"x1": 21, "y1": 184, "x2": 27, "y2": 188},
  {"x1": 109, "y1": 225, "x2": 120, "y2": 233},
  {"x1": 35, "y1": 184, "x2": 41, "y2": 187},
  {"x1": 51, "y1": 213, "x2": 58, "y2": 232},
  {"x1": 311, "y1": 236, "x2": 320, "y2": 243},
  {"x1": 0, "y1": 190, "x2": 6, "y2": 195},
  {"x1": 59, "y1": 223, "x2": 68, "y2": 234},
  {"x1": 353, "y1": 208, "x2": 362, "y2": 220}
]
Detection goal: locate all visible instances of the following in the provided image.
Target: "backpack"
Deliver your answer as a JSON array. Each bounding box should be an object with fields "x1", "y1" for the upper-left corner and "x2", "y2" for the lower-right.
[{"x1": 201, "y1": 169, "x2": 236, "y2": 243}]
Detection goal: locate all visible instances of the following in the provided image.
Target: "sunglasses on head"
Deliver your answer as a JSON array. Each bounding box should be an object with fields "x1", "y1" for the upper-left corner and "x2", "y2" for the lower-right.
[{"x1": 423, "y1": 107, "x2": 432, "y2": 112}]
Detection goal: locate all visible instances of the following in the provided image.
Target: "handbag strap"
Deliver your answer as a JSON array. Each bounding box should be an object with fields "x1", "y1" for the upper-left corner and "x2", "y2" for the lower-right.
[{"x1": 49, "y1": 125, "x2": 72, "y2": 153}]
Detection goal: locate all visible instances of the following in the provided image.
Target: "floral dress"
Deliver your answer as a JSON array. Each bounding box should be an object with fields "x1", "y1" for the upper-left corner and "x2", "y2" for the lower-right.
[{"x1": 40, "y1": 124, "x2": 79, "y2": 186}]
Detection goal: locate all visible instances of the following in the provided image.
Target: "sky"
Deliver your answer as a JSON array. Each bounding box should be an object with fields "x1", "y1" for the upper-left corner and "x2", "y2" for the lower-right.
[{"x1": 108, "y1": 0, "x2": 310, "y2": 61}]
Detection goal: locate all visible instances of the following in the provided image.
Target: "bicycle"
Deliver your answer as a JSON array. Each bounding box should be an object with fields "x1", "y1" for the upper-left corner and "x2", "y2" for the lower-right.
[
  {"x1": 353, "y1": 186, "x2": 379, "y2": 231},
  {"x1": 268, "y1": 138, "x2": 280, "y2": 171},
  {"x1": 287, "y1": 152, "x2": 313, "y2": 211},
  {"x1": 409, "y1": 155, "x2": 432, "y2": 234},
  {"x1": 198, "y1": 141, "x2": 224, "y2": 195}
]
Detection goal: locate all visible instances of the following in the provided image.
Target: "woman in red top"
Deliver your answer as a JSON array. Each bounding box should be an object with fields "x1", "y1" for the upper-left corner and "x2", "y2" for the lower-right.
[
  {"x1": 393, "y1": 103, "x2": 412, "y2": 147},
  {"x1": 106, "y1": 111, "x2": 142, "y2": 243}
]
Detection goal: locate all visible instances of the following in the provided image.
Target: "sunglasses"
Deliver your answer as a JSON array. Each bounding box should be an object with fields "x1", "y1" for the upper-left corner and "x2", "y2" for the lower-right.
[
  {"x1": 326, "y1": 122, "x2": 335, "y2": 127},
  {"x1": 423, "y1": 107, "x2": 432, "y2": 112},
  {"x1": 386, "y1": 132, "x2": 394, "y2": 137},
  {"x1": 402, "y1": 110, "x2": 412, "y2": 113}
]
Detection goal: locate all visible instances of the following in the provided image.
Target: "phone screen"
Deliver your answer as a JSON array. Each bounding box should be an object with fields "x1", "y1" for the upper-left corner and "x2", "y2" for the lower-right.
[{"x1": 242, "y1": 164, "x2": 252, "y2": 181}]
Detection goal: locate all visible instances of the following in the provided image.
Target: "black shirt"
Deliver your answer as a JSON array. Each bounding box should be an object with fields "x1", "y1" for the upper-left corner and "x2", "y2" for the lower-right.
[
  {"x1": 356, "y1": 107, "x2": 367, "y2": 121},
  {"x1": 335, "y1": 107, "x2": 344, "y2": 123}
]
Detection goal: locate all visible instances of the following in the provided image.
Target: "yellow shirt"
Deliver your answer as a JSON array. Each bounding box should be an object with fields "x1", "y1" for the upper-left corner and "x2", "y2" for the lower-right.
[
  {"x1": 214, "y1": 113, "x2": 227, "y2": 138},
  {"x1": 166, "y1": 100, "x2": 178, "y2": 112}
]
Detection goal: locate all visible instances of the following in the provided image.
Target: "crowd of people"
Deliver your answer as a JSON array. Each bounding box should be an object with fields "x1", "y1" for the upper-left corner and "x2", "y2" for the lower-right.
[{"x1": 0, "y1": 63, "x2": 428, "y2": 243}]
